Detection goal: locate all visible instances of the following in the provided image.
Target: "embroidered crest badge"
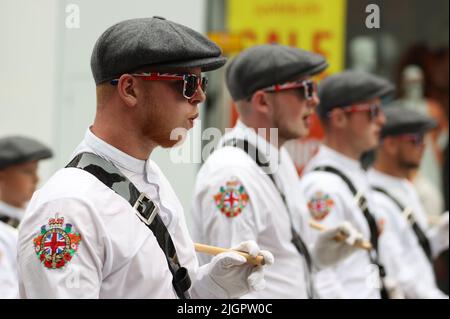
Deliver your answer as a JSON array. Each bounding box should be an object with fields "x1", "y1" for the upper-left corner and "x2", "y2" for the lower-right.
[
  {"x1": 307, "y1": 191, "x2": 334, "y2": 221},
  {"x1": 33, "y1": 215, "x2": 82, "y2": 269},
  {"x1": 214, "y1": 179, "x2": 249, "y2": 218}
]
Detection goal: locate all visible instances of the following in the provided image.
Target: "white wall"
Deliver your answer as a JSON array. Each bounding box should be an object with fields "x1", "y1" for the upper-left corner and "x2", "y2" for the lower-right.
[
  {"x1": 0, "y1": 0, "x2": 58, "y2": 182},
  {"x1": 0, "y1": 0, "x2": 207, "y2": 227}
]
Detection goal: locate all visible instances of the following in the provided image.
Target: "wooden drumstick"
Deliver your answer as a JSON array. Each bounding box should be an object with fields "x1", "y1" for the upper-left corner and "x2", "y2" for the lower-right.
[
  {"x1": 308, "y1": 220, "x2": 372, "y2": 250},
  {"x1": 194, "y1": 243, "x2": 265, "y2": 266}
]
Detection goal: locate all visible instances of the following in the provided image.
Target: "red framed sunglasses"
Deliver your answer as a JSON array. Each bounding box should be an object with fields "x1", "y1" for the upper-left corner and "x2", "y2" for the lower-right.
[
  {"x1": 262, "y1": 80, "x2": 317, "y2": 100},
  {"x1": 110, "y1": 72, "x2": 208, "y2": 99},
  {"x1": 397, "y1": 133, "x2": 426, "y2": 146},
  {"x1": 339, "y1": 103, "x2": 383, "y2": 121}
]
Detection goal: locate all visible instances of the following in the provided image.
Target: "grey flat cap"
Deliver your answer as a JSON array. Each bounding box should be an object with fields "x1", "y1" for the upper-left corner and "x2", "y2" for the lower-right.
[
  {"x1": 226, "y1": 44, "x2": 328, "y2": 101},
  {"x1": 381, "y1": 106, "x2": 437, "y2": 137},
  {"x1": 0, "y1": 136, "x2": 53, "y2": 170},
  {"x1": 317, "y1": 71, "x2": 395, "y2": 119},
  {"x1": 91, "y1": 16, "x2": 227, "y2": 85}
]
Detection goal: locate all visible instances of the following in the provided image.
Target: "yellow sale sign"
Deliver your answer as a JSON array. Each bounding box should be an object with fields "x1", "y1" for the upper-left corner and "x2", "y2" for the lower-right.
[
  {"x1": 227, "y1": 0, "x2": 347, "y2": 76},
  {"x1": 226, "y1": 0, "x2": 347, "y2": 174}
]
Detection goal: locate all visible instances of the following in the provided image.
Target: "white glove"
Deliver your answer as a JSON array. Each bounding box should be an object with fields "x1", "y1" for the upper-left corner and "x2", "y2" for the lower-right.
[
  {"x1": 429, "y1": 211, "x2": 449, "y2": 258},
  {"x1": 191, "y1": 240, "x2": 274, "y2": 299},
  {"x1": 311, "y1": 221, "x2": 363, "y2": 269}
]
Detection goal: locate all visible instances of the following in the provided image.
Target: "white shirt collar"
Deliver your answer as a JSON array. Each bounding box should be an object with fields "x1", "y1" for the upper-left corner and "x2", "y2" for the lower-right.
[
  {"x1": 0, "y1": 201, "x2": 24, "y2": 221},
  {"x1": 369, "y1": 168, "x2": 405, "y2": 186},
  {"x1": 74, "y1": 128, "x2": 179, "y2": 231},
  {"x1": 318, "y1": 144, "x2": 364, "y2": 172},
  {"x1": 79, "y1": 128, "x2": 147, "y2": 175},
  {"x1": 225, "y1": 119, "x2": 282, "y2": 166}
]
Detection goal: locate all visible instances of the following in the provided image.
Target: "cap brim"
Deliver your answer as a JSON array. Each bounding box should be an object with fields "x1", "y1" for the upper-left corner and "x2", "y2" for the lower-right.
[
  {"x1": 418, "y1": 120, "x2": 438, "y2": 132},
  {"x1": 0, "y1": 149, "x2": 53, "y2": 170},
  {"x1": 369, "y1": 84, "x2": 395, "y2": 102},
  {"x1": 150, "y1": 56, "x2": 228, "y2": 72},
  {"x1": 305, "y1": 61, "x2": 329, "y2": 77}
]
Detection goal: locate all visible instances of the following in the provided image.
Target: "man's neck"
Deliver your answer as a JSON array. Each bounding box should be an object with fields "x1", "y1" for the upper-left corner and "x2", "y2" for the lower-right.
[
  {"x1": 239, "y1": 118, "x2": 285, "y2": 149},
  {"x1": 373, "y1": 160, "x2": 408, "y2": 179},
  {"x1": 323, "y1": 137, "x2": 361, "y2": 161},
  {"x1": 0, "y1": 197, "x2": 24, "y2": 210},
  {"x1": 91, "y1": 123, "x2": 157, "y2": 160}
]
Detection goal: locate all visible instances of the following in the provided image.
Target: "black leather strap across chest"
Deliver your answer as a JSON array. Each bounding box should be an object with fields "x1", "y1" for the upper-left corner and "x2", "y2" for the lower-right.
[
  {"x1": 0, "y1": 215, "x2": 20, "y2": 229},
  {"x1": 372, "y1": 186, "x2": 433, "y2": 263},
  {"x1": 66, "y1": 152, "x2": 191, "y2": 299},
  {"x1": 224, "y1": 138, "x2": 316, "y2": 299},
  {"x1": 313, "y1": 165, "x2": 389, "y2": 299}
]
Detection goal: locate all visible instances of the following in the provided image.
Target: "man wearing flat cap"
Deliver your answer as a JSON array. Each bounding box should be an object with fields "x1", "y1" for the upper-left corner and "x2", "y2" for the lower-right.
[
  {"x1": 0, "y1": 136, "x2": 52, "y2": 298},
  {"x1": 369, "y1": 107, "x2": 448, "y2": 298},
  {"x1": 299, "y1": 70, "x2": 398, "y2": 298},
  {"x1": 17, "y1": 17, "x2": 273, "y2": 299},
  {"x1": 191, "y1": 45, "x2": 364, "y2": 298}
]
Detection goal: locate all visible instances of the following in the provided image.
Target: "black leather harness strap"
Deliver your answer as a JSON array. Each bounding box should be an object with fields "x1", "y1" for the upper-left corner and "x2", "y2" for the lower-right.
[
  {"x1": 313, "y1": 165, "x2": 389, "y2": 299},
  {"x1": 0, "y1": 215, "x2": 20, "y2": 229},
  {"x1": 66, "y1": 152, "x2": 191, "y2": 299},
  {"x1": 224, "y1": 138, "x2": 317, "y2": 298},
  {"x1": 372, "y1": 186, "x2": 433, "y2": 263}
]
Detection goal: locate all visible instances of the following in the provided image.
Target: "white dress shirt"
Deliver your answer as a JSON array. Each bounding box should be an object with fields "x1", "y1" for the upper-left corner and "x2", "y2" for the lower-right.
[
  {"x1": 300, "y1": 145, "x2": 384, "y2": 299},
  {"x1": 191, "y1": 120, "x2": 312, "y2": 299},
  {"x1": 18, "y1": 128, "x2": 200, "y2": 298}
]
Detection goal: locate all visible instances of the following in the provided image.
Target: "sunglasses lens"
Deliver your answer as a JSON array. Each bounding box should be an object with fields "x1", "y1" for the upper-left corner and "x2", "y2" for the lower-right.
[
  {"x1": 370, "y1": 104, "x2": 382, "y2": 120},
  {"x1": 306, "y1": 82, "x2": 315, "y2": 99},
  {"x1": 201, "y1": 77, "x2": 208, "y2": 94},
  {"x1": 295, "y1": 81, "x2": 314, "y2": 99},
  {"x1": 183, "y1": 75, "x2": 207, "y2": 98},
  {"x1": 414, "y1": 134, "x2": 425, "y2": 145},
  {"x1": 402, "y1": 133, "x2": 424, "y2": 145},
  {"x1": 183, "y1": 75, "x2": 198, "y2": 98}
]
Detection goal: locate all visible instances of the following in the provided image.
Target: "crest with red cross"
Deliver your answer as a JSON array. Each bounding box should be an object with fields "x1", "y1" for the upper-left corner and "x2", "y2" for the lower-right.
[
  {"x1": 307, "y1": 191, "x2": 334, "y2": 221},
  {"x1": 214, "y1": 179, "x2": 249, "y2": 218}
]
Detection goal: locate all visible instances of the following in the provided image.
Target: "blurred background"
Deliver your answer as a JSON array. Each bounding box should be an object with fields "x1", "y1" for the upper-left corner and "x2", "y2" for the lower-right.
[{"x1": 0, "y1": 0, "x2": 448, "y2": 292}]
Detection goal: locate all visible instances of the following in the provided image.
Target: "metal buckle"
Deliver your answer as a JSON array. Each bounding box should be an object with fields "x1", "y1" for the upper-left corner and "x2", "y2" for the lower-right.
[
  {"x1": 354, "y1": 191, "x2": 367, "y2": 210},
  {"x1": 133, "y1": 193, "x2": 158, "y2": 225},
  {"x1": 403, "y1": 207, "x2": 414, "y2": 225}
]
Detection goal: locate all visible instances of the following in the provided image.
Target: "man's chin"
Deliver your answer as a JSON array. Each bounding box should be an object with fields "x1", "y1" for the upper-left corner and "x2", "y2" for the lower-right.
[
  {"x1": 404, "y1": 163, "x2": 420, "y2": 170},
  {"x1": 366, "y1": 139, "x2": 380, "y2": 151},
  {"x1": 281, "y1": 128, "x2": 305, "y2": 142},
  {"x1": 298, "y1": 128, "x2": 310, "y2": 139},
  {"x1": 160, "y1": 137, "x2": 185, "y2": 149}
]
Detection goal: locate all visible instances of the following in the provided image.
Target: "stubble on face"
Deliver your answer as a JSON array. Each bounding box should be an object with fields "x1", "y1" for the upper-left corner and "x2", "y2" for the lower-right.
[
  {"x1": 139, "y1": 83, "x2": 193, "y2": 149},
  {"x1": 271, "y1": 93, "x2": 311, "y2": 143},
  {"x1": 397, "y1": 142, "x2": 424, "y2": 170}
]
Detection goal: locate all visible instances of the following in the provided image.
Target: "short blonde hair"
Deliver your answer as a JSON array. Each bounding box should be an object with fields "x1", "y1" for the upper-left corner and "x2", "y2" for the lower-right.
[{"x1": 96, "y1": 83, "x2": 115, "y2": 107}]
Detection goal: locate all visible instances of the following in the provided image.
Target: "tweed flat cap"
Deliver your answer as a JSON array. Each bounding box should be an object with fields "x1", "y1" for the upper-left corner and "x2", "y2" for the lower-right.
[
  {"x1": 381, "y1": 106, "x2": 437, "y2": 137},
  {"x1": 91, "y1": 16, "x2": 227, "y2": 85},
  {"x1": 225, "y1": 44, "x2": 328, "y2": 101},
  {"x1": 0, "y1": 136, "x2": 53, "y2": 170},
  {"x1": 317, "y1": 71, "x2": 395, "y2": 119}
]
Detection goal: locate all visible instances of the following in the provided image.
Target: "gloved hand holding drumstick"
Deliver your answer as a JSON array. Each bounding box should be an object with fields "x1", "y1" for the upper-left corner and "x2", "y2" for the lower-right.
[
  {"x1": 308, "y1": 220, "x2": 372, "y2": 269},
  {"x1": 191, "y1": 240, "x2": 274, "y2": 298}
]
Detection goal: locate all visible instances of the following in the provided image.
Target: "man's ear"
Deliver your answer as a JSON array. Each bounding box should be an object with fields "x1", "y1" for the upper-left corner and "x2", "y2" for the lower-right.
[
  {"x1": 329, "y1": 108, "x2": 347, "y2": 129},
  {"x1": 116, "y1": 74, "x2": 139, "y2": 108},
  {"x1": 251, "y1": 90, "x2": 271, "y2": 115},
  {"x1": 383, "y1": 136, "x2": 399, "y2": 156}
]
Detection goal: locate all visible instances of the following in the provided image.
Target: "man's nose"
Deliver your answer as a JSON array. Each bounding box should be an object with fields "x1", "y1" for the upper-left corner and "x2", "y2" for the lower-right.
[
  {"x1": 189, "y1": 85, "x2": 206, "y2": 105},
  {"x1": 307, "y1": 93, "x2": 320, "y2": 108}
]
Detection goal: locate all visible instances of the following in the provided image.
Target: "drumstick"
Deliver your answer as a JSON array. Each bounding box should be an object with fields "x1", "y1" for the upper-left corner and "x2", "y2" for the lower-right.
[
  {"x1": 194, "y1": 243, "x2": 265, "y2": 266},
  {"x1": 308, "y1": 220, "x2": 372, "y2": 250}
]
